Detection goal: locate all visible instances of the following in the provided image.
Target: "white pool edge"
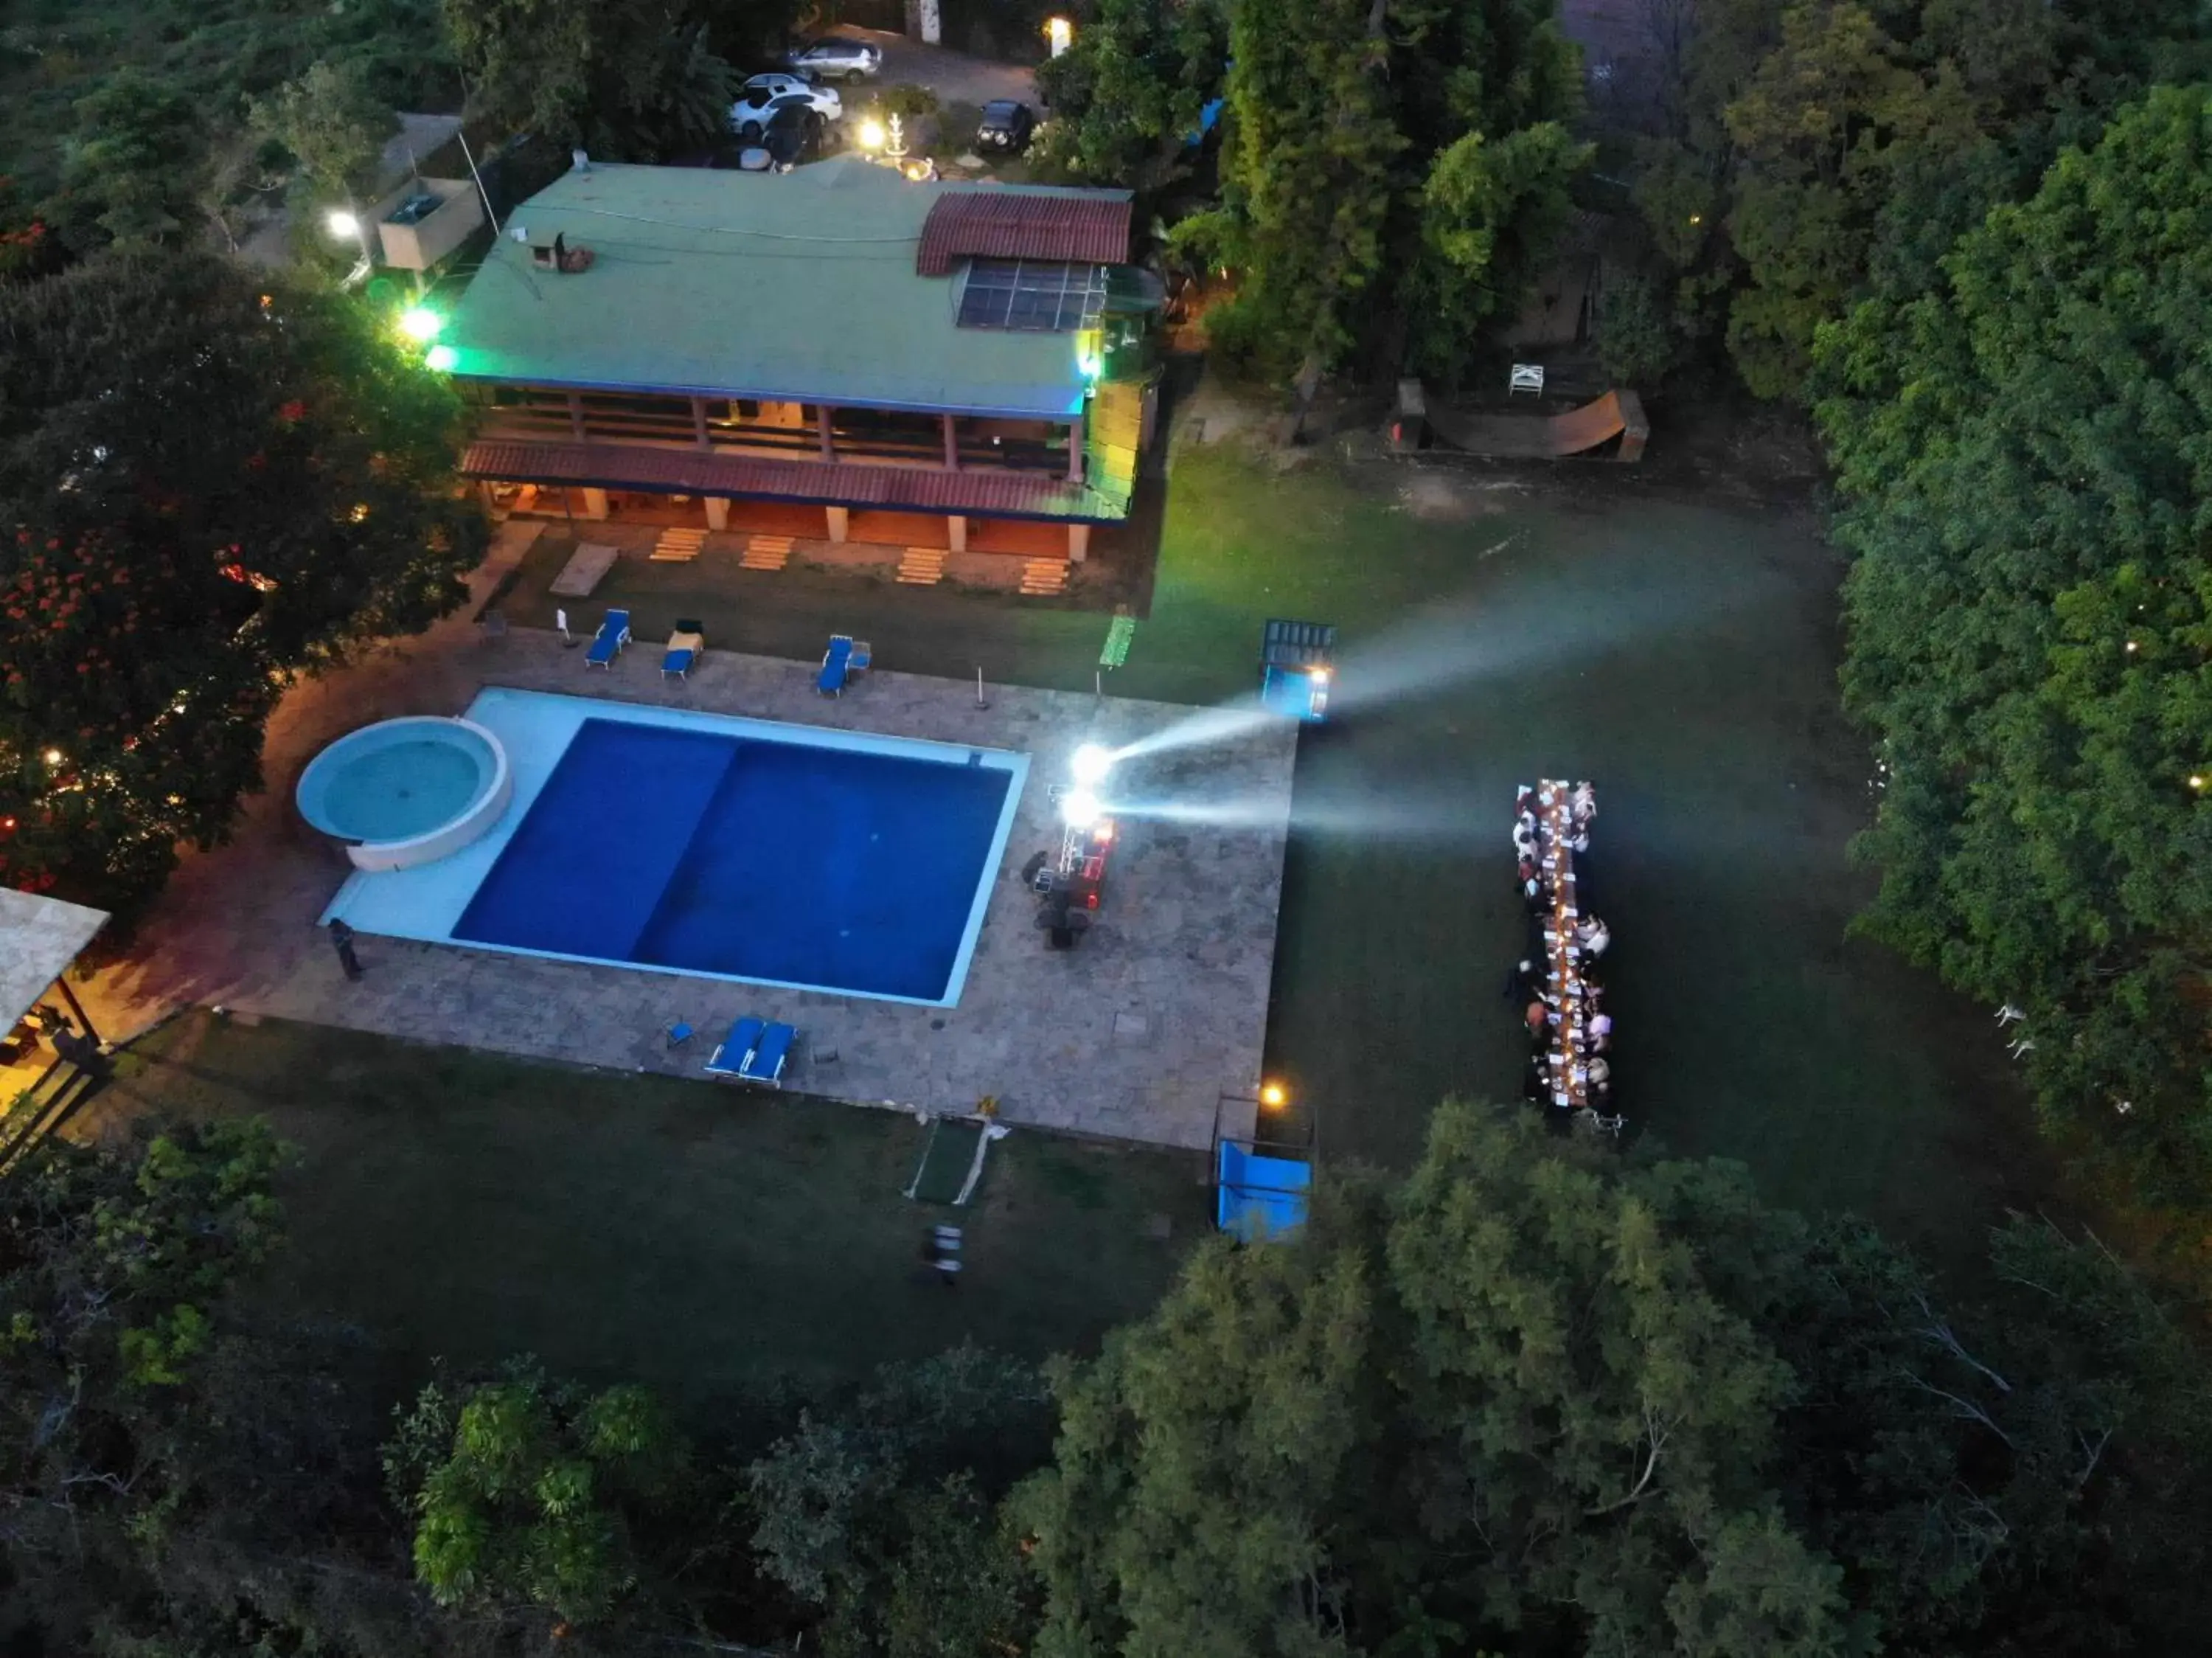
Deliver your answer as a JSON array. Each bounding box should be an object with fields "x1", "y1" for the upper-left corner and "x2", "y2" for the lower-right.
[{"x1": 320, "y1": 688, "x2": 1029, "y2": 1008}]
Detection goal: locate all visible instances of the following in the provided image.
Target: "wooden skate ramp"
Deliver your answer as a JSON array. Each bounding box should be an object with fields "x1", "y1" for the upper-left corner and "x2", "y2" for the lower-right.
[{"x1": 1423, "y1": 389, "x2": 1648, "y2": 461}]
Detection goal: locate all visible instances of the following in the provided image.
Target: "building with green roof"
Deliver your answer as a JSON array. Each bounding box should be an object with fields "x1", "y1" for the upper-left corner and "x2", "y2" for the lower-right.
[{"x1": 443, "y1": 157, "x2": 1155, "y2": 563}]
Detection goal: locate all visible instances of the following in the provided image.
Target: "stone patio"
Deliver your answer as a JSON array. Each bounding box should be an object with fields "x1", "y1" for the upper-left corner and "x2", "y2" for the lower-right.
[{"x1": 80, "y1": 533, "x2": 1293, "y2": 1151}]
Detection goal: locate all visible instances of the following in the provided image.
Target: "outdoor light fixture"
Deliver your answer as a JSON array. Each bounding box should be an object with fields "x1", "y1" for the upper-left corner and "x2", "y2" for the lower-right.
[
  {"x1": 425, "y1": 344, "x2": 459, "y2": 372},
  {"x1": 1259, "y1": 1081, "x2": 1288, "y2": 1109},
  {"x1": 399, "y1": 305, "x2": 443, "y2": 342},
  {"x1": 1060, "y1": 789, "x2": 1102, "y2": 830},
  {"x1": 858, "y1": 117, "x2": 887, "y2": 152},
  {"x1": 324, "y1": 208, "x2": 361, "y2": 240},
  {"x1": 42, "y1": 749, "x2": 63, "y2": 766},
  {"x1": 1046, "y1": 15, "x2": 1074, "y2": 54},
  {"x1": 1071, "y1": 743, "x2": 1114, "y2": 785}
]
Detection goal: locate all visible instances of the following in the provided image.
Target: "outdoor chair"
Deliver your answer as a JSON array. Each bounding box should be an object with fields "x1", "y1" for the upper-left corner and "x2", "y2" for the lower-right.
[
  {"x1": 662, "y1": 620, "x2": 706, "y2": 680},
  {"x1": 585, "y1": 608, "x2": 631, "y2": 669},
  {"x1": 739, "y1": 1021, "x2": 799, "y2": 1086},
  {"x1": 705, "y1": 1016, "x2": 767, "y2": 1080},
  {"x1": 817, "y1": 634, "x2": 854, "y2": 696}
]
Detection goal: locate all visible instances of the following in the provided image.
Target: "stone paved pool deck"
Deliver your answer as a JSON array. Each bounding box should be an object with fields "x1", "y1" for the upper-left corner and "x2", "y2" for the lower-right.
[{"x1": 77, "y1": 538, "x2": 1293, "y2": 1151}]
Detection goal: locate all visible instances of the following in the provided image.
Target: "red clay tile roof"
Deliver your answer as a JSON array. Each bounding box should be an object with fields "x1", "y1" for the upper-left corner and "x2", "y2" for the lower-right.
[
  {"x1": 916, "y1": 192, "x2": 1133, "y2": 277},
  {"x1": 461, "y1": 440, "x2": 1128, "y2": 523}
]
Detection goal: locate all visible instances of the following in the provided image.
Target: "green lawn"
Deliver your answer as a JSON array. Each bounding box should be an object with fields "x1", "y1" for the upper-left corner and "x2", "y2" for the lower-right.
[
  {"x1": 97, "y1": 440, "x2": 2058, "y2": 1399},
  {"x1": 100, "y1": 1013, "x2": 1203, "y2": 1404},
  {"x1": 500, "y1": 443, "x2": 2062, "y2": 1267}
]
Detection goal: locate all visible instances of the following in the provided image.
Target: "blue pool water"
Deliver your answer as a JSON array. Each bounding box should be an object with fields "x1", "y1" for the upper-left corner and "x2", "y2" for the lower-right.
[{"x1": 452, "y1": 717, "x2": 1012, "y2": 1002}]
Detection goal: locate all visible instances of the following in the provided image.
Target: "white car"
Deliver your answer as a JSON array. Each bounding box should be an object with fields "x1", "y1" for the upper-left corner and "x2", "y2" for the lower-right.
[
  {"x1": 730, "y1": 89, "x2": 838, "y2": 144},
  {"x1": 737, "y1": 74, "x2": 841, "y2": 120}
]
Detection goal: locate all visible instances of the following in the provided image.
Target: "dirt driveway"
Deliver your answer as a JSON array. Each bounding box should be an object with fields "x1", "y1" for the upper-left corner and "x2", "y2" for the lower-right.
[{"x1": 814, "y1": 24, "x2": 1038, "y2": 107}]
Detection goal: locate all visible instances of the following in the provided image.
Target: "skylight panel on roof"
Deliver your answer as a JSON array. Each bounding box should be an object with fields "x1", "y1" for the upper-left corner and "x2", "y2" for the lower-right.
[{"x1": 956, "y1": 259, "x2": 1107, "y2": 332}]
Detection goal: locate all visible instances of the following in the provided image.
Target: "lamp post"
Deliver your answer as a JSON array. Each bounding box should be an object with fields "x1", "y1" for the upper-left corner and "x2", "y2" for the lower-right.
[{"x1": 1045, "y1": 15, "x2": 1074, "y2": 55}]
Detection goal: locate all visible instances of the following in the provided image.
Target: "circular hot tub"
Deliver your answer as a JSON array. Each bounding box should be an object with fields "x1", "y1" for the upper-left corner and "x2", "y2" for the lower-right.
[{"x1": 297, "y1": 716, "x2": 512, "y2": 871}]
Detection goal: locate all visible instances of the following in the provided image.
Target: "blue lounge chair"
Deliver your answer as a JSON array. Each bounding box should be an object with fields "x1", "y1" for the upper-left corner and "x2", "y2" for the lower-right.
[
  {"x1": 704, "y1": 1016, "x2": 766, "y2": 1080},
  {"x1": 662, "y1": 621, "x2": 705, "y2": 680},
  {"x1": 740, "y1": 1021, "x2": 798, "y2": 1086},
  {"x1": 1214, "y1": 1140, "x2": 1311, "y2": 1238},
  {"x1": 817, "y1": 634, "x2": 853, "y2": 696},
  {"x1": 585, "y1": 608, "x2": 630, "y2": 669}
]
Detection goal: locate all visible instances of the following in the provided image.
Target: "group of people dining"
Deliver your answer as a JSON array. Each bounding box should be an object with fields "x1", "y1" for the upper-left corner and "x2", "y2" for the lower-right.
[{"x1": 1509, "y1": 780, "x2": 1620, "y2": 1128}]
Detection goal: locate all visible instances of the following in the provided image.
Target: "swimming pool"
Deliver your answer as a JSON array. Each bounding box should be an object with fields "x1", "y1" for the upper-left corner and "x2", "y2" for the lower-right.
[{"x1": 321, "y1": 689, "x2": 1028, "y2": 1005}]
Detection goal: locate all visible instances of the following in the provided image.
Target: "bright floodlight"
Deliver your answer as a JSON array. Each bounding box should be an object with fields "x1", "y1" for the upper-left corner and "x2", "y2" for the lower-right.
[
  {"x1": 1061, "y1": 789, "x2": 1101, "y2": 830},
  {"x1": 1071, "y1": 743, "x2": 1114, "y2": 785},
  {"x1": 324, "y1": 208, "x2": 361, "y2": 240},
  {"x1": 1259, "y1": 1081, "x2": 1288, "y2": 1109},
  {"x1": 858, "y1": 117, "x2": 888, "y2": 152},
  {"x1": 425, "y1": 344, "x2": 458, "y2": 372},
  {"x1": 399, "y1": 305, "x2": 443, "y2": 341}
]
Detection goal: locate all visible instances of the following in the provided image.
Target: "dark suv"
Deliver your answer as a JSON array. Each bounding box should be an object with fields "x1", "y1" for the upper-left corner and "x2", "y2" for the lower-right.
[{"x1": 976, "y1": 100, "x2": 1036, "y2": 154}]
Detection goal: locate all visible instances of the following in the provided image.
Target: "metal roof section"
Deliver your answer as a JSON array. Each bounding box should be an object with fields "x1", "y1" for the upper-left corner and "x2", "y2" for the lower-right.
[
  {"x1": 461, "y1": 438, "x2": 1132, "y2": 522},
  {"x1": 915, "y1": 190, "x2": 1133, "y2": 277},
  {"x1": 0, "y1": 889, "x2": 107, "y2": 1034},
  {"x1": 442, "y1": 160, "x2": 1130, "y2": 420}
]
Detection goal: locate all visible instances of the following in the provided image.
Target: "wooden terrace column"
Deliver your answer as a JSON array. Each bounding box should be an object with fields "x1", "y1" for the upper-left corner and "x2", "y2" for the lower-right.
[
  {"x1": 691, "y1": 397, "x2": 710, "y2": 450},
  {"x1": 567, "y1": 392, "x2": 586, "y2": 440},
  {"x1": 1066, "y1": 405, "x2": 1085, "y2": 482},
  {"x1": 815, "y1": 404, "x2": 835, "y2": 462},
  {"x1": 942, "y1": 414, "x2": 960, "y2": 471}
]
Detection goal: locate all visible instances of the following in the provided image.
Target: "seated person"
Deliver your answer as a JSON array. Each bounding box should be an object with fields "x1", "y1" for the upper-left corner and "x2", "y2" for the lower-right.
[{"x1": 1576, "y1": 916, "x2": 1611, "y2": 957}]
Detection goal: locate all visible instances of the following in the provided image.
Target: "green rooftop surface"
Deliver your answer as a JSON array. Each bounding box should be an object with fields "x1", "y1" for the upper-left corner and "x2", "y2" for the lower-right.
[{"x1": 445, "y1": 159, "x2": 1123, "y2": 420}]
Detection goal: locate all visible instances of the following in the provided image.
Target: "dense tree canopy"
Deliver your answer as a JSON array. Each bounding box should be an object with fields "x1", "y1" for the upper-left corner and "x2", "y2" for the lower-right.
[
  {"x1": 1610, "y1": 0, "x2": 2211, "y2": 398},
  {"x1": 443, "y1": 0, "x2": 801, "y2": 157},
  {"x1": 1019, "y1": 1103, "x2": 2212, "y2": 1657},
  {"x1": 0, "y1": 250, "x2": 483, "y2": 917},
  {"x1": 1815, "y1": 84, "x2": 2212, "y2": 1221}
]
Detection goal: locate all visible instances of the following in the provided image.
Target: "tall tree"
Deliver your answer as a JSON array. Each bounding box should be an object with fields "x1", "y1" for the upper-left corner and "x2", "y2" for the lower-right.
[
  {"x1": 0, "y1": 251, "x2": 484, "y2": 917},
  {"x1": 1031, "y1": 0, "x2": 1231, "y2": 192},
  {"x1": 1195, "y1": 0, "x2": 1583, "y2": 386},
  {"x1": 0, "y1": 1120, "x2": 287, "y2": 1643},
  {"x1": 442, "y1": 0, "x2": 745, "y2": 159},
  {"x1": 1814, "y1": 83, "x2": 2212, "y2": 1221},
  {"x1": 384, "y1": 1363, "x2": 689, "y2": 1628},
  {"x1": 1018, "y1": 1102, "x2": 2212, "y2": 1655}
]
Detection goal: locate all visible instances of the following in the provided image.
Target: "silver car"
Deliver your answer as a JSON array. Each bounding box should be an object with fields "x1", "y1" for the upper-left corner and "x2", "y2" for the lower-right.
[{"x1": 783, "y1": 37, "x2": 882, "y2": 81}]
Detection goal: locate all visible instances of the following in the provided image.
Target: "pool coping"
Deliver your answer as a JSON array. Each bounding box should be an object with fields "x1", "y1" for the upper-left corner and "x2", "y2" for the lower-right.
[{"x1": 319, "y1": 687, "x2": 1031, "y2": 1008}]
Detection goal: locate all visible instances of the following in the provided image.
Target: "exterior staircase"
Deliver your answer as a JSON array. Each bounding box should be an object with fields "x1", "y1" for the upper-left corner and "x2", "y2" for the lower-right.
[
  {"x1": 1020, "y1": 558, "x2": 1070, "y2": 597},
  {"x1": 897, "y1": 547, "x2": 948, "y2": 586},
  {"x1": 650, "y1": 525, "x2": 708, "y2": 563},
  {"x1": 739, "y1": 534, "x2": 793, "y2": 571}
]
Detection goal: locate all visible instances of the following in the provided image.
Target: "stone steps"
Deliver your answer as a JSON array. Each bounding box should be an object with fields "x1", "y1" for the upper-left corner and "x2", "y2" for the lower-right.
[
  {"x1": 739, "y1": 534, "x2": 793, "y2": 572},
  {"x1": 649, "y1": 526, "x2": 709, "y2": 563},
  {"x1": 896, "y1": 547, "x2": 948, "y2": 586},
  {"x1": 1020, "y1": 558, "x2": 1070, "y2": 597}
]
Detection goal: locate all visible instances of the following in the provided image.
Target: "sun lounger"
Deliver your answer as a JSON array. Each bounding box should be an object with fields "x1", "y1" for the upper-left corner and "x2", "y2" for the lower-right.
[
  {"x1": 704, "y1": 1016, "x2": 766, "y2": 1080},
  {"x1": 817, "y1": 634, "x2": 853, "y2": 696},
  {"x1": 740, "y1": 1021, "x2": 798, "y2": 1086},
  {"x1": 662, "y1": 623, "x2": 706, "y2": 680},
  {"x1": 585, "y1": 608, "x2": 631, "y2": 668}
]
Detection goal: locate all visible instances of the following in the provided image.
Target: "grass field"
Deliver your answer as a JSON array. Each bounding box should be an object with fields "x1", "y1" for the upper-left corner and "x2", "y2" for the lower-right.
[
  {"x1": 90, "y1": 437, "x2": 2061, "y2": 1397},
  {"x1": 497, "y1": 441, "x2": 2062, "y2": 1269},
  {"x1": 97, "y1": 1012, "x2": 1202, "y2": 1403}
]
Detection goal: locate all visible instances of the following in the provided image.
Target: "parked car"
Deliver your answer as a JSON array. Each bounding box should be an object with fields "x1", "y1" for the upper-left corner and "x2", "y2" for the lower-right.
[
  {"x1": 731, "y1": 88, "x2": 839, "y2": 141},
  {"x1": 744, "y1": 71, "x2": 824, "y2": 100},
  {"x1": 783, "y1": 37, "x2": 882, "y2": 80},
  {"x1": 975, "y1": 100, "x2": 1036, "y2": 155},
  {"x1": 735, "y1": 78, "x2": 841, "y2": 124}
]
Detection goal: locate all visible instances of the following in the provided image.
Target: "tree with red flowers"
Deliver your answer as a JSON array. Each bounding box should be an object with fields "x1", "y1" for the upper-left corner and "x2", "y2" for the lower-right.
[{"x1": 0, "y1": 249, "x2": 484, "y2": 917}]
